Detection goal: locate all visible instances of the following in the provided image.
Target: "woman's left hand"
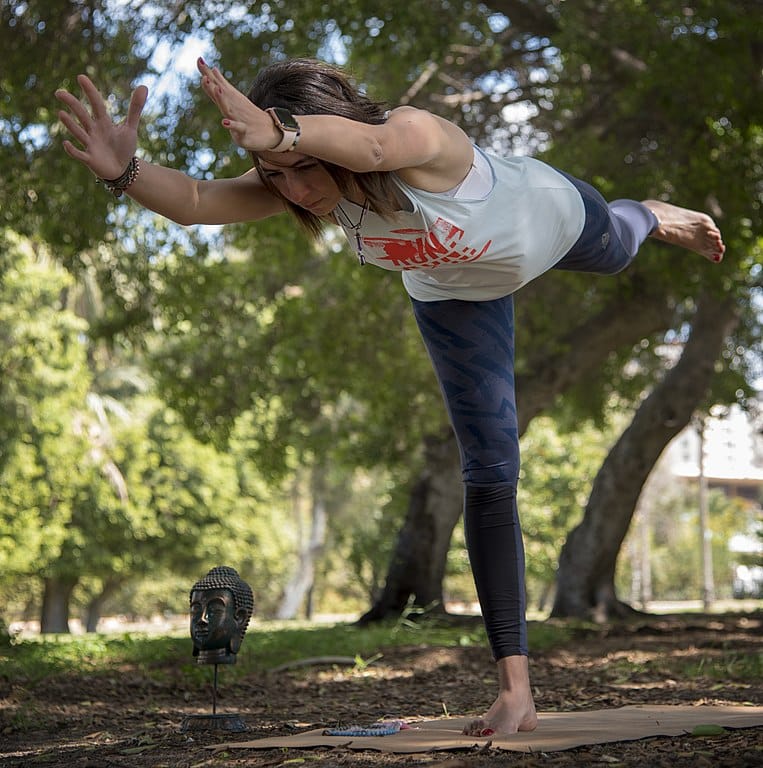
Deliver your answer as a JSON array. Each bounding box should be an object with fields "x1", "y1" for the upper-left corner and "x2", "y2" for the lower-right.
[{"x1": 197, "y1": 58, "x2": 280, "y2": 152}]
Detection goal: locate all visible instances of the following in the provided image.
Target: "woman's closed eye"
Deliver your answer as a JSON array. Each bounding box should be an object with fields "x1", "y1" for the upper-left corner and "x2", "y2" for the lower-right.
[{"x1": 263, "y1": 161, "x2": 319, "y2": 179}]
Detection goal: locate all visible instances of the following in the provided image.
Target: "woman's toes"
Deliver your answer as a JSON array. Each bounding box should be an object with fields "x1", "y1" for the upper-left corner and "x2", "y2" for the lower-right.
[{"x1": 463, "y1": 718, "x2": 489, "y2": 736}]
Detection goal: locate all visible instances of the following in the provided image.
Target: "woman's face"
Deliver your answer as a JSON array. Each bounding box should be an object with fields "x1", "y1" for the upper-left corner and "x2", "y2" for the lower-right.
[
  {"x1": 190, "y1": 587, "x2": 240, "y2": 652},
  {"x1": 258, "y1": 152, "x2": 343, "y2": 215}
]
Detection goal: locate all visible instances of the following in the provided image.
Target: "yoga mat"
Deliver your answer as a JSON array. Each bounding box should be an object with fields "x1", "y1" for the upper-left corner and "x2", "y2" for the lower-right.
[{"x1": 214, "y1": 705, "x2": 763, "y2": 754}]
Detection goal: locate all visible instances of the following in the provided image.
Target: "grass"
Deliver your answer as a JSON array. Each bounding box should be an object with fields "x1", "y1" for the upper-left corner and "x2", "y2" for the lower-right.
[
  {"x1": 602, "y1": 651, "x2": 763, "y2": 691},
  {"x1": 5, "y1": 608, "x2": 760, "y2": 688},
  {"x1": 679, "y1": 651, "x2": 763, "y2": 681},
  {"x1": 0, "y1": 616, "x2": 572, "y2": 684}
]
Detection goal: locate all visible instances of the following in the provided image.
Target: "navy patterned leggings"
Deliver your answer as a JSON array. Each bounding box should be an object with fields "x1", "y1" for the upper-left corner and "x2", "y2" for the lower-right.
[{"x1": 411, "y1": 180, "x2": 657, "y2": 659}]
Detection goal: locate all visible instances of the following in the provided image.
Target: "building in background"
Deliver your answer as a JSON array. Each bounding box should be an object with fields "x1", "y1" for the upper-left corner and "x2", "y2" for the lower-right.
[
  {"x1": 664, "y1": 404, "x2": 763, "y2": 599},
  {"x1": 667, "y1": 405, "x2": 763, "y2": 504}
]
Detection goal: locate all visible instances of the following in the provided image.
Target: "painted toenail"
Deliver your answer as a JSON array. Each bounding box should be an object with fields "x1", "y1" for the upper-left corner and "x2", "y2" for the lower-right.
[{"x1": 480, "y1": 728, "x2": 495, "y2": 736}]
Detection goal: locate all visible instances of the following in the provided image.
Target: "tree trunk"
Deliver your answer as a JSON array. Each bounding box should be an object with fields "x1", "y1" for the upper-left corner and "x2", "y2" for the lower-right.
[
  {"x1": 40, "y1": 575, "x2": 78, "y2": 633},
  {"x1": 359, "y1": 429, "x2": 463, "y2": 622},
  {"x1": 84, "y1": 578, "x2": 124, "y2": 632},
  {"x1": 552, "y1": 292, "x2": 738, "y2": 620},
  {"x1": 277, "y1": 466, "x2": 328, "y2": 620}
]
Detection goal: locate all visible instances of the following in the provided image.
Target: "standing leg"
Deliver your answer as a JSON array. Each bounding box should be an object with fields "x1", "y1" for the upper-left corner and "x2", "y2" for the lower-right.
[{"x1": 411, "y1": 295, "x2": 537, "y2": 735}]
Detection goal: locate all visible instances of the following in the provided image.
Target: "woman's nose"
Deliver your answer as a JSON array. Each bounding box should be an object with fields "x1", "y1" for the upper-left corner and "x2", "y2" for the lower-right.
[{"x1": 284, "y1": 175, "x2": 311, "y2": 204}]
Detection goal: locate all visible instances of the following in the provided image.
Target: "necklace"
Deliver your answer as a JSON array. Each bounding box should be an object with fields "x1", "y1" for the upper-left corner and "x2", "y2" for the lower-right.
[{"x1": 335, "y1": 200, "x2": 370, "y2": 265}]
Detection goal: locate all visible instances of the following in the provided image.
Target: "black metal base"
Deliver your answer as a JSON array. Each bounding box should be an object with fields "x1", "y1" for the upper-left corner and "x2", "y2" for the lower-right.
[{"x1": 180, "y1": 713, "x2": 247, "y2": 733}]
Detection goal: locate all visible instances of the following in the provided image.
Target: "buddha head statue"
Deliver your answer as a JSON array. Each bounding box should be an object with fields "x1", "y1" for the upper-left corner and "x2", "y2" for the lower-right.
[{"x1": 189, "y1": 566, "x2": 254, "y2": 664}]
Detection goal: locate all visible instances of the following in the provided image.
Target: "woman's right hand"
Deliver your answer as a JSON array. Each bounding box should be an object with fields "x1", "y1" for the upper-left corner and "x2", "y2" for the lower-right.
[
  {"x1": 55, "y1": 74, "x2": 147, "y2": 180},
  {"x1": 197, "y1": 58, "x2": 281, "y2": 152}
]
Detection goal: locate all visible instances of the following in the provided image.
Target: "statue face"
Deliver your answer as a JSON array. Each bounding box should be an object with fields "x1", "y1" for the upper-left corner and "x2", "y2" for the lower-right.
[{"x1": 190, "y1": 588, "x2": 242, "y2": 653}]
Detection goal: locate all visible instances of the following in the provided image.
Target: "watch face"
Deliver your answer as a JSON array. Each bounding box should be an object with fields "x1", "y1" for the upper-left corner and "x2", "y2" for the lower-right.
[{"x1": 271, "y1": 107, "x2": 300, "y2": 132}]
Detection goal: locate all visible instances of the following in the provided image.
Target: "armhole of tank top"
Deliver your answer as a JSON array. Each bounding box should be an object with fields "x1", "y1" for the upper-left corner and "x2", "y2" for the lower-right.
[
  {"x1": 389, "y1": 174, "x2": 416, "y2": 212},
  {"x1": 445, "y1": 147, "x2": 493, "y2": 200}
]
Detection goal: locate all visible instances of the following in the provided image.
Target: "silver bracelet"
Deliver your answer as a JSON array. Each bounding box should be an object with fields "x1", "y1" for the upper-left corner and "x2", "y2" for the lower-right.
[{"x1": 98, "y1": 156, "x2": 140, "y2": 198}]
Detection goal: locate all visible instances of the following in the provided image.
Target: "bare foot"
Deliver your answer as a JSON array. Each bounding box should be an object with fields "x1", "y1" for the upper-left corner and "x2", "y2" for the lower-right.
[
  {"x1": 642, "y1": 199, "x2": 725, "y2": 262},
  {"x1": 462, "y1": 655, "x2": 538, "y2": 737}
]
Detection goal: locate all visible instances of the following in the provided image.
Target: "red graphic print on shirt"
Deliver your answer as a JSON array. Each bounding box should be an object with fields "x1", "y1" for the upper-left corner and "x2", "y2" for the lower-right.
[{"x1": 362, "y1": 217, "x2": 493, "y2": 269}]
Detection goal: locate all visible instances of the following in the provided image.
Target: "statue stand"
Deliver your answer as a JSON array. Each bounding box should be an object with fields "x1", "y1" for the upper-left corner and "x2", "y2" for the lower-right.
[
  {"x1": 180, "y1": 654, "x2": 247, "y2": 732},
  {"x1": 180, "y1": 566, "x2": 254, "y2": 733}
]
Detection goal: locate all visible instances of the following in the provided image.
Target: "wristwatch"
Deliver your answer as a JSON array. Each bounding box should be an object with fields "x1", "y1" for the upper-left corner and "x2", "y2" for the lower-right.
[{"x1": 265, "y1": 107, "x2": 301, "y2": 152}]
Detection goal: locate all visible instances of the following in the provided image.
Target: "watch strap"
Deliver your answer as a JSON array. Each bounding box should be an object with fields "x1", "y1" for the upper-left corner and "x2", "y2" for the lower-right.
[{"x1": 266, "y1": 108, "x2": 301, "y2": 152}]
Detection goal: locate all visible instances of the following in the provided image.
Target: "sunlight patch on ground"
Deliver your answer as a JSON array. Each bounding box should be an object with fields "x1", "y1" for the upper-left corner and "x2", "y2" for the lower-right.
[{"x1": 314, "y1": 667, "x2": 416, "y2": 683}]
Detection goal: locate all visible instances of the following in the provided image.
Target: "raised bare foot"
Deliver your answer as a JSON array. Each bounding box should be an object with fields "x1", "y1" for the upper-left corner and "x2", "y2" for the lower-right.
[
  {"x1": 642, "y1": 199, "x2": 725, "y2": 262},
  {"x1": 462, "y1": 654, "x2": 538, "y2": 737}
]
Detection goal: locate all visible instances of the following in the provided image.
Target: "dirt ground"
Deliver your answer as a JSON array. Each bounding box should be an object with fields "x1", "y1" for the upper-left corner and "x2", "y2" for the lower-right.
[{"x1": 2, "y1": 613, "x2": 762, "y2": 767}]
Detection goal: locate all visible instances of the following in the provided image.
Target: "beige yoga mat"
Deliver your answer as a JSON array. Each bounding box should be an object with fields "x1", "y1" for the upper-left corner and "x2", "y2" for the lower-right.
[{"x1": 216, "y1": 705, "x2": 763, "y2": 754}]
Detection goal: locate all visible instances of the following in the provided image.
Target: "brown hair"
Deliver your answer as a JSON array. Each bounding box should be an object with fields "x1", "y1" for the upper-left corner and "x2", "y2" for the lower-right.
[{"x1": 247, "y1": 58, "x2": 401, "y2": 239}]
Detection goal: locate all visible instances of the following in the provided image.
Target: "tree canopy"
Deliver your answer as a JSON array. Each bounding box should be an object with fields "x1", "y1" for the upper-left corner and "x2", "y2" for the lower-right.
[{"x1": 1, "y1": 0, "x2": 760, "y2": 630}]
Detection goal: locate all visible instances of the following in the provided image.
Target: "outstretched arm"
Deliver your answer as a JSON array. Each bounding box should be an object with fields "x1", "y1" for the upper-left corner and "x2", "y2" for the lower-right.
[
  {"x1": 198, "y1": 59, "x2": 475, "y2": 194},
  {"x1": 55, "y1": 74, "x2": 283, "y2": 226}
]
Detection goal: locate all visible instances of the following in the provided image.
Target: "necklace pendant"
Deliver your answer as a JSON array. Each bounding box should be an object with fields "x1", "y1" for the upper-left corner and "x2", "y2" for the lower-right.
[
  {"x1": 336, "y1": 199, "x2": 369, "y2": 266},
  {"x1": 355, "y1": 232, "x2": 365, "y2": 266}
]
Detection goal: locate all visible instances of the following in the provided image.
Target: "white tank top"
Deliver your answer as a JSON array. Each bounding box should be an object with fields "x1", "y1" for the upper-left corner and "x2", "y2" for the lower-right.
[{"x1": 335, "y1": 147, "x2": 586, "y2": 301}]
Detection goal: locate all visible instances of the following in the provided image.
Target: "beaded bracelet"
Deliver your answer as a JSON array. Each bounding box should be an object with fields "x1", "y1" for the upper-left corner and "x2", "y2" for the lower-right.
[{"x1": 98, "y1": 156, "x2": 140, "y2": 198}]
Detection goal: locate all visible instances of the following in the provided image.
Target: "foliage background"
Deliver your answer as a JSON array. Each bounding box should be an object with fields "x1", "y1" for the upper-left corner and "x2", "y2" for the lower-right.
[{"x1": 0, "y1": 0, "x2": 760, "y2": 632}]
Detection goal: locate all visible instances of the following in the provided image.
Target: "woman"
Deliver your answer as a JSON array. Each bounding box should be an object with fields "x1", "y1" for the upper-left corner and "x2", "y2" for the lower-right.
[{"x1": 55, "y1": 57, "x2": 724, "y2": 736}]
